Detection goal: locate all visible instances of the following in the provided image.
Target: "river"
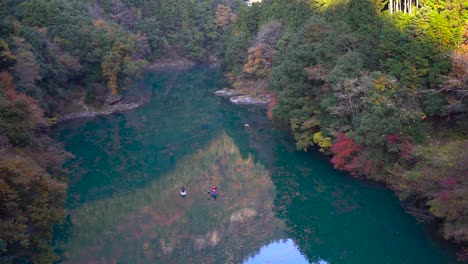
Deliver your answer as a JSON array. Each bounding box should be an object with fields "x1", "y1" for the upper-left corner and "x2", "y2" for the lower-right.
[{"x1": 51, "y1": 65, "x2": 459, "y2": 263}]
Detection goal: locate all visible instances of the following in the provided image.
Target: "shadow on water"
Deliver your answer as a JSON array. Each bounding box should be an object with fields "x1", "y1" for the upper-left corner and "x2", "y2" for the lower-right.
[{"x1": 51, "y1": 65, "x2": 460, "y2": 263}]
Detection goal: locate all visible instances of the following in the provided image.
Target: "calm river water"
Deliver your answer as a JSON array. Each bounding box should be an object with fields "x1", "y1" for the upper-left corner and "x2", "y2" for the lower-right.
[{"x1": 51, "y1": 66, "x2": 459, "y2": 263}]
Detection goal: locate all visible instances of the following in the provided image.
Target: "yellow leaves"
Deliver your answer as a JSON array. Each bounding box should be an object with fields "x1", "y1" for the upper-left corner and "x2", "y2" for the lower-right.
[
  {"x1": 372, "y1": 75, "x2": 397, "y2": 92},
  {"x1": 102, "y1": 45, "x2": 125, "y2": 96},
  {"x1": 291, "y1": 117, "x2": 329, "y2": 152},
  {"x1": 373, "y1": 76, "x2": 387, "y2": 92},
  {"x1": 313, "y1": 132, "x2": 332, "y2": 152},
  {"x1": 0, "y1": 39, "x2": 16, "y2": 66},
  {"x1": 419, "y1": 112, "x2": 426, "y2": 120}
]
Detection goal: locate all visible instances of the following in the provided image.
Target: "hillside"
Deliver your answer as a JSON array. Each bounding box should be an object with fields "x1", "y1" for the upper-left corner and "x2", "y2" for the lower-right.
[
  {"x1": 0, "y1": 0, "x2": 242, "y2": 262},
  {"x1": 0, "y1": 0, "x2": 467, "y2": 262},
  {"x1": 221, "y1": 0, "x2": 467, "y2": 259}
]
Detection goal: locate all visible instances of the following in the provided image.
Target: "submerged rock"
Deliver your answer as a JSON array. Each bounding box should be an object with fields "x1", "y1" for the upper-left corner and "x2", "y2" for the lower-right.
[
  {"x1": 60, "y1": 102, "x2": 140, "y2": 121},
  {"x1": 229, "y1": 95, "x2": 269, "y2": 105}
]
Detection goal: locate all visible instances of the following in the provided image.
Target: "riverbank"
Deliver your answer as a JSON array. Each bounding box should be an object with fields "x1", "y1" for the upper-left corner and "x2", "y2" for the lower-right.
[
  {"x1": 218, "y1": 76, "x2": 467, "y2": 262},
  {"x1": 57, "y1": 59, "x2": 203, "y2": 122},
  {"x1": 51, "y1": 66, "x2": 461, "y2": 263}
]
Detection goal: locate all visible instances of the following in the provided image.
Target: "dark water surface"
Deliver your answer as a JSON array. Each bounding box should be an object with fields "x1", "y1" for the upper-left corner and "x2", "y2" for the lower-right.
[{"x1": 51, "y1": 66, "x2": 459, "y2": 263}]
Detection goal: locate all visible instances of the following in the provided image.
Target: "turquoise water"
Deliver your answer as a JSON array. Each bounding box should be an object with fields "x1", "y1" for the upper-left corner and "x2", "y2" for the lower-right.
[{"x1": 52, "y1": 66, "x2": 459, "y2": 263}]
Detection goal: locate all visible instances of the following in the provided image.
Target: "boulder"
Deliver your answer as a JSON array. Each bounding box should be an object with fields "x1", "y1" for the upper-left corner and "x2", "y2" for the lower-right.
[{"x1": 105, "y1": 94, "x2": 123, "y2": 105}]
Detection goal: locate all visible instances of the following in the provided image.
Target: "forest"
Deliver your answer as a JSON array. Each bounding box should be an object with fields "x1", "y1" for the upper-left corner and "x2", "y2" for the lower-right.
[
  {"x1": 0, "y1": 0, "x2": 466, "y2": 262},
  {"x1": 0, "y1": 0, "x2": 237, "y2": 262},
  {"x1": 222, "y1": 0, "x2": 467, "y2": 259}
]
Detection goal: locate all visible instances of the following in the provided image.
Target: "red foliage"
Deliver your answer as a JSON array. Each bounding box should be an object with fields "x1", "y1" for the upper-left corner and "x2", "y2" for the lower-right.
[
  {"x1": 344, "y1": 157, "x2": 362, "y2": 172},
  {"x1": 331, "y1": 133, "x2": 361, "y2": 173},
  {"x1": 438, "y1": 190, "x2": 452, "y2": 201},
  {"x1": 363, "y1": 159, "x2": 374, "y2": 174},
  {"x1": 386, "y1": 134, "x2": 400, "y2": 145},
  {"x1": 399, "y1": 141, "x2": 414, "y2": 160},
  {"x1": 440, "y1": 176, "x2": 457, "y2": 189}
]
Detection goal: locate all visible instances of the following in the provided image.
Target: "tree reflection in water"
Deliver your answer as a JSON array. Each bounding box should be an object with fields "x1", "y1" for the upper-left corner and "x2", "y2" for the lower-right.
[{"x1": 61, "y1": 133, "x2": 285, "y2": 263}]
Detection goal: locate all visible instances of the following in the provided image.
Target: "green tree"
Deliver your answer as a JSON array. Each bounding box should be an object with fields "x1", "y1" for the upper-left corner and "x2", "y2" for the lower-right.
[{"x1": 17, "y1": 0, "x2": 58, "y2": 27}]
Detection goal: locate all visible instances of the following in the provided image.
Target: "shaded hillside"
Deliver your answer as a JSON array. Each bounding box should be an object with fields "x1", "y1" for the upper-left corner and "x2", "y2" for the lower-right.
[{"x1": 0, "y1": 0, "x2": 245, "y2": 262}]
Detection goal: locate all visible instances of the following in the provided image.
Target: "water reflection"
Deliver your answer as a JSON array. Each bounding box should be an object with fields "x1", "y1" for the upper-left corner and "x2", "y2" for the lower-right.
[
  {"x1": 62, "y1": 132, "x2": 284, "y2": 263},
  {"x1": 52, "y1": 66, "x2": 459, "y2": 264}
]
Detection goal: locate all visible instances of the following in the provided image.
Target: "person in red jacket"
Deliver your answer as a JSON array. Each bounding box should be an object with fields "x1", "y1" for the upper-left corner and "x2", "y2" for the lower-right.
[{"x1": 211, "y1": 187, "x2": 217, "y2": 200}]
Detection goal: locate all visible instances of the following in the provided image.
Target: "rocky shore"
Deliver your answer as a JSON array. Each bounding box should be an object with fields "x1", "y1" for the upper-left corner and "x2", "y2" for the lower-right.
[
  {"x1": 59, "y1": 102, "x2": 140, "y2": 121},
  {"x1": 214, "y1": 88, "x2": 270, "y2": 105}
]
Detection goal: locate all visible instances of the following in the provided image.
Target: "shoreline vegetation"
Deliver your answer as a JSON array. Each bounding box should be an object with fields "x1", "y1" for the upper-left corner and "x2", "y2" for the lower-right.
[
  {"x1": 0, "y1": 0, "x2": 466, "y2": 262},
  {"x1": 219, "y1": 0, "x2": 467, "y2": 261}
]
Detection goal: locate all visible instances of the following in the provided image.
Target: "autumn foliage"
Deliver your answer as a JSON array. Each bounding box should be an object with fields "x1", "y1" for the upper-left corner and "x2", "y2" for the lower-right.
[
  {"x1": 330, "y1": 133, "x2": 362, "y2": 174},
  {"x1": 266, "y1": 96, "x2": 276, "y2": 120},
  {"x1": 408, "y1": 141, "x2": 468, "y2": 244},
  {"x1": 215, "y1": 5, "x2": 236, "y2": 32},
  {"x1": 0, "y1": 71, "x2": 69, "y2": 262},
  {"x1": 242, "y1": 21, "x2": 282, "y2": 78}
]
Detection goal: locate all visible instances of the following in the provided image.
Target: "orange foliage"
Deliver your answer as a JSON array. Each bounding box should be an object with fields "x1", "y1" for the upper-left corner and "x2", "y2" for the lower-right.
[
  {"x1": 215, "y1": 5, "x2": 235, "y2": 31},
  {"x1": 243, "y1": 47, "x2": 271, "y2": 76},
  {"x1": 0, "y1": 71, "x2": 16, "y2": 99},
  {"x1": 266, "y1": 95, "x2": 277, "y2": 120},
  {"x1": 0, "y1": 71, "x2": 46, "y2": 133},
  {"x1": 460, "y1": 25, "x2": 468, "y2": 52},
  {"x1": 445, "y1": 25, "x2": 468, "y2": 90}
]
